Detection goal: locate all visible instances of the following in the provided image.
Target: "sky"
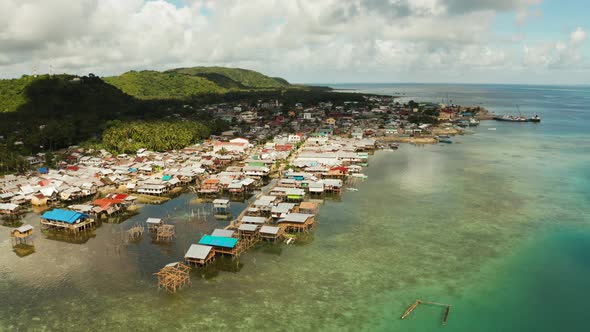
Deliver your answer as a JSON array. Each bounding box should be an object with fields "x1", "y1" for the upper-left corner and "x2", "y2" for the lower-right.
[{"x1": 0, "y1": 0, "x2": 588, "y2": 84}]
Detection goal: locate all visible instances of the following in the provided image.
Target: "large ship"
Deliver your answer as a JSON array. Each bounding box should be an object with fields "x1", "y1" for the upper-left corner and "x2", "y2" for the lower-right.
[{"x1": 493, "y1": 105, "x2": 541, "y2": 123}]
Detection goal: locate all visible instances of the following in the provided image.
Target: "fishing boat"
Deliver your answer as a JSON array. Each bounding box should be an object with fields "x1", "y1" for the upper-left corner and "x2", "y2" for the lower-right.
[
  {"x1": 389, "y1": 143, "x2": 400, "y2": 150},
  {"x1": 469, "y1": 118, "x2": 480, "y2": 126},
  {"x1": 438, "y1": 139, "x2": 452, "y2": 144}
]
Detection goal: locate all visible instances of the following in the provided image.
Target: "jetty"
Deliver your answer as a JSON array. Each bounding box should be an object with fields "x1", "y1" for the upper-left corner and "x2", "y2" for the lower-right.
[{"x1": 400, "y1": 299, "x2": 452, "y2": 326}]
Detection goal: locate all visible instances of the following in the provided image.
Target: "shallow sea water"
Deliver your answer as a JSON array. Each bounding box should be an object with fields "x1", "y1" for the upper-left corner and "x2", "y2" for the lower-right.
[{"x1": 1, "y1": 84, "x2": 589, "y2": 331}]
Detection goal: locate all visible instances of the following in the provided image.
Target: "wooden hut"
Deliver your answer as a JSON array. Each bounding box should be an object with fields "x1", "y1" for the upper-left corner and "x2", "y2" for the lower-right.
[
  {"x1": 213, "y1": 199, "x2": 231, "y2": 214},
  {"x1": 198, "y1": 235, "x2": 240, "y2": 256},
  {"x1": 298, "y1": 201, "x2": 320, "y2": 214},
  {"x1": 238, "y1": 223, "x2": 259, "y2": 238},
  {"x1": 154, "y1": 262, "x2": 191, "y2": 293},
  {"x1": 259, "y1": 225, "x2": 282, "y2": 242},
  {"x1": 323, "y1": 179, "x2": 343, "y2": 194},
  {"x1": 198, "y1": 178, "x2": 220, "y2": 194},
  {"x1": 40, "y1": 209, "x2": 96, "y2": 233},
  {"x1": 240, "y1": 216, "x2": 268, "y2": 225},
  {"x1": 11, "y1": 224, "x2": 33, "y2": 244},
  {"x1": 146, "y1": 218, "x2": 163, "y2": 232},
  {"x1": 278, "y1": 213, "x2": 315, "y2": 233},
  {"x1": 184, "y1": 244, "x2": 215, "y2": 266},
  {"x1": 0, "y1": 203, "x2": 20, "y2": 216}
]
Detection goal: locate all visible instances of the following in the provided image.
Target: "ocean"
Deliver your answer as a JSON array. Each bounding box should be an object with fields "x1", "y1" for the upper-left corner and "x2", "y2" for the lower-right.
[{"x1": 1, "y1": 84, "x2": 589, "y2": 331}]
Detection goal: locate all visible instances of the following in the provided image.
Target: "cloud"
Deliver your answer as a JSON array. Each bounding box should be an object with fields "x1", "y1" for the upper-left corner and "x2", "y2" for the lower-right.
[
  {"x1": 570, "y1": 27, "x2": 587, "y2": 45},
  {"x1": 523, "y1": 27, "x2": 587, "y2": 69},
  {"x1": 0, "y1": 0, "x2": 586, "y2": 83}
]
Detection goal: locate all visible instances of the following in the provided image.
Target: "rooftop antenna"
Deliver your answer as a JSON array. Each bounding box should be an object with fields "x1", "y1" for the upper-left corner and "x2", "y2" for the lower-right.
[
  {"x1": 49, "y1": 63, "x2": 53, "y2": 76},
  {"x1": 33, "y1": 65, "x2": 38, "y2": 78}
]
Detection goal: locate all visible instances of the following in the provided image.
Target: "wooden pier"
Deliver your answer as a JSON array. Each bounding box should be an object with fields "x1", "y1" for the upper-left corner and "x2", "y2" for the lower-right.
[{"x1": 400, "y1": 299, "x2": 452, "y2": 326}]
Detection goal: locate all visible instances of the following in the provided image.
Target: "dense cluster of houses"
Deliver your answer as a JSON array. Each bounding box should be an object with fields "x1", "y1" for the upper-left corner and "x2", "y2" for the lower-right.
[{"x1": 1, "y1": 94, "x2": 483, "y2": 222}]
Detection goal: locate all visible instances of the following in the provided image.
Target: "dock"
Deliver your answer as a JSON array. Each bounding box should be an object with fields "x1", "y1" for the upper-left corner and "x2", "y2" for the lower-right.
[{"x1": 400, "y1": 299, "x2": 451, "y2": 326}]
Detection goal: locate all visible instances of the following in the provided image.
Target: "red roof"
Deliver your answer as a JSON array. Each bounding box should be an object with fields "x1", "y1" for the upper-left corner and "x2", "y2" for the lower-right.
[
  {"x1": 330, "y1": 166, "x2": 348, "y2": 172},
  {"x1": 108, "y1": 193, "x2": 129, "y2": 201},
  {"x1": 39, "y1": 179, "x2": 51, "y2": 187},
  {"x1": 93, "y1": 198, "x2": 122, "y2": 208},
  {"x1": 67, "y1": 165, "x2": 79, "y2": 171},
  {"x1": 275, "y1": 144, "x2": 293, "y2": 152}
]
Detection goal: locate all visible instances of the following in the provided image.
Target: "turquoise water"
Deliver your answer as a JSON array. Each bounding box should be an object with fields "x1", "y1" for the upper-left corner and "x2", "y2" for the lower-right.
[{"x1": 1, "y1": 84, "x2": 589, "y2": 331}]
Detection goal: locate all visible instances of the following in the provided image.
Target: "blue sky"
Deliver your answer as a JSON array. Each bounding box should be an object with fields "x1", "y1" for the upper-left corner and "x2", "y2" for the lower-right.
[{"x1": 0, "y1": 0, "x2": 588, "y2": 84}]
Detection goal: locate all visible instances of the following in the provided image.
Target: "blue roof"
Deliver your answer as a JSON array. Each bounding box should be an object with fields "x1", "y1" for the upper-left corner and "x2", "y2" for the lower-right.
[
  {"x1": 38, "y1": 167, "x2": 48, "y2": 174},
  {"x1": 41, "y1": 209, "x2": 87, "y2": 224},
  {"x1": 129, "y1": 168, "x2": 138, "y2": 172},
  {"x1": 162, "y1": 175, "x2": 172, "y2": 181},
  {"x1": 199, "y1": 235, "x2": 237, "y2": 248}
]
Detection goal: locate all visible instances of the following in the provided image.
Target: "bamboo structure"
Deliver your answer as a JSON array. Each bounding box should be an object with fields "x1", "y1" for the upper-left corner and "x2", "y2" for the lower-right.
[
  {"x1": 127, "y1": 223, "x2": 144, "y2": 240},
  {"x1": 156, "y1": 224, "x2": 175, "y2": 242},
  {"x1": 154, "y1": 262, "x2": 191, "y2": 293}
]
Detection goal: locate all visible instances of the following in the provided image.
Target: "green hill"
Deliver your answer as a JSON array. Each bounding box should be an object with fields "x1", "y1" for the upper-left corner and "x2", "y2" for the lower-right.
[
  {"x1": 0, "y1": 75, "x2": 47, "y2": 113},
  {"x1": 167, "y1": 66, "x2": 289, "y2": 89},
  {"x1": 103, "y1": 70, "x2": 227, "y2": 100},
  {"x1": 102, "y1": 67, "x2": 291, "y2": 100}
]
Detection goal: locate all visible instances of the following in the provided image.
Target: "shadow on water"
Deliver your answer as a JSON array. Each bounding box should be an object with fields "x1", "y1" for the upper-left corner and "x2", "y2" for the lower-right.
[
  {"x1": 12, "y1": 244, "x2": 35, "y2": 257},
  {"x1": 42, "y1": 229, "x2": 97, "y2": 244}
]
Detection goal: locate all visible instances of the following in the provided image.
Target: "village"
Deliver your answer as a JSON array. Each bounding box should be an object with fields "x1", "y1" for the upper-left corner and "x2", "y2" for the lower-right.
[{"x1": 0, "y1": 95, "x2": 488, "y2": 292}]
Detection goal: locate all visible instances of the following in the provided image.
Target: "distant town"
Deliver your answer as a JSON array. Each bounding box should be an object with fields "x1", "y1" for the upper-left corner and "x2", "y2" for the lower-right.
[{"x1": 1, "y1": 95, "x2": 487, "y2": 218}]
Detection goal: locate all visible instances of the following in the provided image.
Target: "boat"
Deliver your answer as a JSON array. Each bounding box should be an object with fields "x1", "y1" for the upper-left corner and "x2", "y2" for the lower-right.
[
  {"x1": 389, "y1": 143, "x2": 400, "y2": 150},
  {"x1": 352, "y1": 174, "x2": 368, "y2": 179},
  {"x1": 346, "y1": 188, "x2": 359, "y2": 192},
  {"x1": 493, "y1": 115, "x2": 528, "y2": 122},
  {"x1": 438, "y1": 135, "x2": 451, "y2": 139},
  {"x1": 493, "y1": 105, "x2": 529, "y2": 122},
  {"x1": 529, "y1": 114, "x2": 541, "y2": 123},
  {"x1": 438, "y1": 139, "x2": 452, "y2": 144},
  {"x1": 488, "y1": 128, "x2": 497, "y2": 131},
  {"x1": 469, "y1": 118, "x2": 480, "y2": 126}
]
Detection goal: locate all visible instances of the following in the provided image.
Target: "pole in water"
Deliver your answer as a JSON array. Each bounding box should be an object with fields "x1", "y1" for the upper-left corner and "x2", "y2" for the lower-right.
[{"x1": 443, "y1": 305, "x2": 451, "y2": 326}]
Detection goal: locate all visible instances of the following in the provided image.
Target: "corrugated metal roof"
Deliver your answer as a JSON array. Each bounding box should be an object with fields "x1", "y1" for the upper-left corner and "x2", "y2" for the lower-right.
[
  {"x1": 238, "y1": 224, "x2": 258, "y2": 232},
  {"x1": 184, "y1": 244, "x2": 213, "y2": 260},
  {"x1": 241, "y1": 216, "x2": 267, "y2": 224},
  {"x1": 15, "y1": 224, "x2": 33, "y2": 233},
  {"x1": 279, "y1": 213, "x2": 314, "y2": 223},
  {"x1": 146, "y1": 218, "x2": 162, "y2": 224},
  {"x1": 41, "y1": 209, "x2": 87, "y2": 224},
  {"x1": 199, "y1": 235, "x2": 238, "y2": 248},
  {"x1": 211, "y1": 229, "x2": 234, "y2": 238},
  {"x1": 260, "y1": 226, "x2": 280, "y2": 235}
]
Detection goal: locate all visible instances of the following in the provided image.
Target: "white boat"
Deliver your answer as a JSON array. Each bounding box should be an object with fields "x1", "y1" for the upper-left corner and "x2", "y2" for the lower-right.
[
  {"x1": 488, "y1": 128, "x2": 497, "y2": 131},
  {"x1": 351, "y1": 174, "x2": 368, "y2": 179},
  {"x1": 346, "y1": 188, "x2": 359, "y2": 192}
]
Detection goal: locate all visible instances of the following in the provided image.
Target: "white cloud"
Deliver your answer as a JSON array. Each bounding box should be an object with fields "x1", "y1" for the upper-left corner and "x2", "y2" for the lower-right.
[
  {"x1": 570, "y1": 27, "x2": 587, "y2": 45},
  {"x1": 0, "y1": 0, "x2": 586, "y2": 83}
]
